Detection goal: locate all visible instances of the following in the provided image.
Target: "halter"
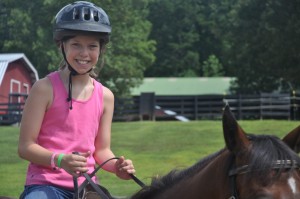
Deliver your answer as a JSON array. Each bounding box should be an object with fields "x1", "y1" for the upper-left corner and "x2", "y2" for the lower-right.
[{"x1": 228, "y1": 157, "x2": 300, "y2": 199}]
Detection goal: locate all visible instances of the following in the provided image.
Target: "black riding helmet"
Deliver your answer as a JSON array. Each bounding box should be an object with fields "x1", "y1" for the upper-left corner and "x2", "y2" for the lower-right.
[
  {"x1": 53, "y1": 1, "x2": 111, "y2": 42},
  {"x1": 53, "y1": 1, "x2": 111, "y2": 110}
]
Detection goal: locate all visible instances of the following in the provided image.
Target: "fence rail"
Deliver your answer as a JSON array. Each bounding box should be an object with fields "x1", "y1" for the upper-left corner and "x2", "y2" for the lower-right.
[
  {"x1": 114, "y1": 93, "x2": 300, "y2": 121},
  {"x1": 1, "y1": 93, "x2": 300, "y2": 125},
  {"x1": 0, "y1": 102, "x2": 25, "y2": 125}
]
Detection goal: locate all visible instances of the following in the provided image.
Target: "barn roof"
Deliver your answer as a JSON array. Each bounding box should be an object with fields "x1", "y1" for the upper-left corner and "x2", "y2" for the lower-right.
[
  {"x1": 0, "y1": 53, "x2": 39, "y2": 86},
  {"x1": 131, "y1": 77, "x2": 235, "y2": 96}
]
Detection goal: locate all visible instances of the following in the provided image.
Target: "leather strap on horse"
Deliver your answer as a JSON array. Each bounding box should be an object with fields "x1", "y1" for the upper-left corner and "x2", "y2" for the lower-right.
[
  {"x1": 130, "y1": 173, "x2": 145, "y2": 188},
  {"x1": 73, "y1": 155, "x2": 145, "y2": 199},
  {"x1": 227, "y1": 154, "x2": 300, "y2": 199},
  {"x1": 74, "y1": 172, "x2": 110, "y2": 199},
  {"x1": 228, "y1": 154, "x2": 238, "y2": 199}
]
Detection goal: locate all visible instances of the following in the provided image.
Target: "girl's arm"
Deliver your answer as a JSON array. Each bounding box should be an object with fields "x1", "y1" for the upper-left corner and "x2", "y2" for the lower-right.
[
  {"x1": 18, "y1": 78, "x2": 54, "y2": 166},
  {"x1": 94, "y1": 86, "x2": 135, "y2": 179}
]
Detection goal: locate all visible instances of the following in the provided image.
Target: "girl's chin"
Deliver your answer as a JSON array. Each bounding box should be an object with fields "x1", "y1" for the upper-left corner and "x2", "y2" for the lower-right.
[{"x1": 72, "y1": 67, "x2": 93, "y2": 74}]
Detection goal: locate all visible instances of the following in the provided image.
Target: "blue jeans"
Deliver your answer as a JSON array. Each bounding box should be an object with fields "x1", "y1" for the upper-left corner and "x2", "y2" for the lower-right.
[{"x1": 20, "y1": 185, "x2": 74, "y2": 199}]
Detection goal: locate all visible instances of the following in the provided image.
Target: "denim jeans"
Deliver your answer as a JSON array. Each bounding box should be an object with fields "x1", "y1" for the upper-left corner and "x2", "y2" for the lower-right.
[{"x1": 20, "y1": 185, "x2": 74, "y2": 199}]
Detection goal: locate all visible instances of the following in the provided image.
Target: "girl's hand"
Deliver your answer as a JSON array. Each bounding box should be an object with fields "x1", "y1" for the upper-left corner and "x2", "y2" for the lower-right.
[
  {"x1": 60, "y1": 151, "x2": 91, "y2": 177},
  {"x1": 115, "y1": 156, "x2": 135, "y2": 180}
]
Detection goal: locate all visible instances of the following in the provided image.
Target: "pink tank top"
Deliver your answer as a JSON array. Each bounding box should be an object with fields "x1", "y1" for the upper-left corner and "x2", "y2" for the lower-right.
[{"x1": 25, "y1": 71, "x2": 104, "y2": 189}]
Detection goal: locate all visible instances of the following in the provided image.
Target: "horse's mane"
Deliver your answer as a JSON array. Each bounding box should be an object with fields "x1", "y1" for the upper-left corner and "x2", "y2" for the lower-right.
[
  {"x1": 131, "y1": 148, "x2": 226, "y2": 199},
  {"x1": 245, "y1": 134, "x2": 300, "y2": 184},
  {"x1": 131, "y1": 134, "x2": 300, "y2": 199}
]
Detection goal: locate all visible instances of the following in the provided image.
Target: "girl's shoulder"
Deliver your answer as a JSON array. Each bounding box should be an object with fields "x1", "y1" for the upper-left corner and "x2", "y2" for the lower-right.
[
  {"x1": 28, "y1": 76, "x2": 53, "y2": 103},
  {"x1": 31, "y1": 76, "x2": 53, "y2": 93},
  {"x1": 26, "y1": 76, "x2": 53, "y2": 111},
  {"x1": 102, "y1": 85, "x2": 114, "y2": 101}
]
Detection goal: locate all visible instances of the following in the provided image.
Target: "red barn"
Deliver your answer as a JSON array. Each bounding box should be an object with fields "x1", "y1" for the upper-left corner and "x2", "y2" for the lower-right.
[{"x1": 0, "y1": 53, "x2": 39, "y2": 124}]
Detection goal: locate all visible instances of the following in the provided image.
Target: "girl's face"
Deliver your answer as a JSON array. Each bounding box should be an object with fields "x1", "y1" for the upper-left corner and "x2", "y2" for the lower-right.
[{"x1": 63, "y1": 35, "x2": 100, "y2": 74}]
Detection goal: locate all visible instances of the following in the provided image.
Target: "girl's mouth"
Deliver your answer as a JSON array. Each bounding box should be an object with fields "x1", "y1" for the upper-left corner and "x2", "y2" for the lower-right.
[{"x1": 77, "y1": 60, "x2": 89, "y2": 64}]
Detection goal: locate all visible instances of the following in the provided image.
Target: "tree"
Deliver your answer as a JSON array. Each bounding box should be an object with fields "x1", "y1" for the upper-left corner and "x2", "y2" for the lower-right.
[
  {"x1": 1, "y1": 0, "x2": 155, "y2": 97},
  {"x1": 147, "y1": 0, "x2": 300, "y2": 93},
  {"x1": 98, "y1": 0, "x2": 156, "y2": 96},
  {"x1": 145, "y1": 0, "x2": 202, "y2": 77},
  {"x1": 214, "y1": 0, "x2": 300, "y2": 93},
  {"x1": 202, "y1": 54, "x2": 224, "y2": 77},
  {"x1": 1, "y1": 0, "x2": 68, "y2": 76}
]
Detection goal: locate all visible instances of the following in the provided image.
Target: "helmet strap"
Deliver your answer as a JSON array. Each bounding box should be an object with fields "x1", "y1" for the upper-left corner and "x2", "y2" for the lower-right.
[{"x1": 61, "y1": 45, "x2": 93, "y2": 110}]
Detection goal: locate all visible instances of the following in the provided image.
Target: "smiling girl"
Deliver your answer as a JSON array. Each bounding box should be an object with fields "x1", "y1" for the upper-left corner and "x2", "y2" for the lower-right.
[{"x1": 18, "y1": 1, "x2": 135, "y2": 199}]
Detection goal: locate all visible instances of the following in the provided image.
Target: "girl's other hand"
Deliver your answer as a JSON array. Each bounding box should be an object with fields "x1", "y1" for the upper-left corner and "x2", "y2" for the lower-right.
[{"x1": 115, "y1": 156, "x2": 136, "y2": 180}]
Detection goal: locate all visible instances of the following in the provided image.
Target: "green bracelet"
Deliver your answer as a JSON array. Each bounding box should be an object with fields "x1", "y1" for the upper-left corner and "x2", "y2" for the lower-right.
[{"x1": 57, "y1": 153, "x2": 65, "y2": 168}]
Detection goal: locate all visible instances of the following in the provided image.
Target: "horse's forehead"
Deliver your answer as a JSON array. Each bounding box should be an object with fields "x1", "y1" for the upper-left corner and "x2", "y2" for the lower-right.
[
  {"x1": 239, "y1": 171, "x2": 300, "y2": 198},
  {"x1": 269, "y1": 174, "x2": 300, "y2": 198}
]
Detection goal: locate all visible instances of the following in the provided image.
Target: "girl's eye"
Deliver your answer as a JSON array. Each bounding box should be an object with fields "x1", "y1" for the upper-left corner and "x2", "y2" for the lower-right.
[
  {"x1": 90, "y1": 45, "x2": 99, "y2": 49},
  {"x1": 72, "y1": 43, "x2": 80, "y2": 47}
]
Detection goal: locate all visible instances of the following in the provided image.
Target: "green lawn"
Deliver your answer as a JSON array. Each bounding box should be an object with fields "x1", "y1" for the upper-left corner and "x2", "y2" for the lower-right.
[{"x1": 0, "y1": 120, "x2": 299, "y2": 198}]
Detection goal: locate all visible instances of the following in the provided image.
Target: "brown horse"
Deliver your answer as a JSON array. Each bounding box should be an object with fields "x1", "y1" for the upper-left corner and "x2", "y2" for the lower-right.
[{"x1": 131, "y1": 105, "x2": 300, "y2": 199}]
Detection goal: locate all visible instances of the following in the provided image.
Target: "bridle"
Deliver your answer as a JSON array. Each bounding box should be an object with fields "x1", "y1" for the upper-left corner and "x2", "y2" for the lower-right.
[
  {"x1": 228, "y1": 156, "x2": 300, "y2": 199},
  {"x1": 73, "y1": 155, "x2": 145, "y2": 199}
]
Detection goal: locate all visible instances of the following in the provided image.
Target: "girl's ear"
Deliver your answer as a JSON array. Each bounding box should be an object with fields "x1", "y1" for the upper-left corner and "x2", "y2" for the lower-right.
[
  {"x1": 60, "y1": 41, "x2": 65, "y2": 49},
  {"x1": 55, "y1": 41, "x2": 62, "y2": 49}
]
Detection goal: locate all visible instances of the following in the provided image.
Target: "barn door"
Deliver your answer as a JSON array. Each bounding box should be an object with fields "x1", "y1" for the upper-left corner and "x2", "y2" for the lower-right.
[{"x1": 10, "y1": 79, "x2": 21, "y2": 103}]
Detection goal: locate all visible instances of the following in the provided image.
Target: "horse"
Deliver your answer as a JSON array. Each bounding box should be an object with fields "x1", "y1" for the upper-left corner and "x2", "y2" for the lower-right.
[{"x1": 131, "y1": 105, "x2": 300, "y2": 199}]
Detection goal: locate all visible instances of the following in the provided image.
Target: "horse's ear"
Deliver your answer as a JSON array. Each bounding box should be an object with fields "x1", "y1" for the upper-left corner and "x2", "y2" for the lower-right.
[
  {"x1": 282, "y1": 125, "x2": 300, "y2": 153},
  {"x1": 222, "y1": 105, "x2": 250, "y2": 153}
]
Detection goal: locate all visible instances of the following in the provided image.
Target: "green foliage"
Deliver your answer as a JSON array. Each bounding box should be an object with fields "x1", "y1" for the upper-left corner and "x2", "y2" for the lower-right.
[
  {"x1": 146, "y1": 0, "x2": 300, "y2": 93},
  {"x1": 145, "y1": 0, "x2": 202, "y2": 77},
  {"x1": 2, "y1": 0, "x2": 300, "y2": 94},
  {"x1": 202, "y1": 54, "x2": 224, "y2": 77},
  {"x1": 98, "y1": 0, "x2": 156, "y2": 96},
  {"x1": 1, "y1": 0, "x2": 155, "y2": 97},
  {"x1": 1, "y1": 120, "x2": 299, "y2": 197},
  {"x1": 212, "y1": 0, "x2": 300, "y2": 93},
  {"x1": 1, "y1": 0, "x2": 69, "y2": 76}
]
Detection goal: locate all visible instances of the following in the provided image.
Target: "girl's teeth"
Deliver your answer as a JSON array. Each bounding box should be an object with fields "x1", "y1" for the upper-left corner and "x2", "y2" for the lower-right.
[{"x1": 78, "y1": 60, "x2": 88, "y2": 64}]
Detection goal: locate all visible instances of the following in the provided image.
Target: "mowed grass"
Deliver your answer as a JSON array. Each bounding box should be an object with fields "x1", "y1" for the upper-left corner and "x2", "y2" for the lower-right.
[{"x1": 0, "y1": 120, "x2": 299, "y2": 198}]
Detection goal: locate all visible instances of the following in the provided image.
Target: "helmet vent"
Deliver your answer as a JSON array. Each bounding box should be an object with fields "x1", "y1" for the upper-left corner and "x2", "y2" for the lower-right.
[
  {"x1": 83, "y1": 8, "x2": 90, "y2": 20},
  {"x1": 73, "y1": 9, "x2": 80, "y2": 20},
  {"x1": 94, "y1": 11, "x2": 99, "y2": 22}
]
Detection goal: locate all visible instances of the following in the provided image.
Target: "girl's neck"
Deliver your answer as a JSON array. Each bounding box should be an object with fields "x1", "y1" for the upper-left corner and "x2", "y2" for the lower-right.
[
  {"x1": 59, "y1": 67, "x2": 92, "y2": 86},
  {"x1": 59, "y1": 67, "x2": 94, "y2": 101}
]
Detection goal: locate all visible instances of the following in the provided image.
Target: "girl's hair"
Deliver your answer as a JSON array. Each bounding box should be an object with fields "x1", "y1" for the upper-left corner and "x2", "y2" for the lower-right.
[{"x1": 58, "y1": 33, "x2": 109, "y2": 78}]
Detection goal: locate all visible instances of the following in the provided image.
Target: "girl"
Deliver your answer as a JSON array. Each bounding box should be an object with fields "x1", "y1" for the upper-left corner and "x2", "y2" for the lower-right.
[{"x1": 18, "y1": 1, "x2": 135, "y2": 198}]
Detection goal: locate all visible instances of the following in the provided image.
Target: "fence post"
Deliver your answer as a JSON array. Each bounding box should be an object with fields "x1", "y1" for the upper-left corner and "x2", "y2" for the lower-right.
[
  {"x1": 139, "y1": 92, "x2": 155, "y2": 121},
  {"x1": 292, "y1": 90, "x2": 296, "y2": 120},
  {"x1": 238, "y1": 94, "x2": 242, "y2": 120},
  {"x1": 194, "y1": 96, "x2": 198, "y2": 120}
]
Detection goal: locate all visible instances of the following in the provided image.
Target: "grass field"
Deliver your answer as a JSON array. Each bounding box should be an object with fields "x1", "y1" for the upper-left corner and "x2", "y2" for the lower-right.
[{"x1": 0, "y1": 120, "x2": 299, "y2": 198}]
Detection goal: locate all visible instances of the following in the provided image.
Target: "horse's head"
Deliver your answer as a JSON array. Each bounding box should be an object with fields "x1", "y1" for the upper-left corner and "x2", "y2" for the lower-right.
[
  {"x1": 131, "y1": 105, "x2": 300, "y2": 199},
  {"x1": 223, "y1": 105, "x2": 300, "y2": 198}
]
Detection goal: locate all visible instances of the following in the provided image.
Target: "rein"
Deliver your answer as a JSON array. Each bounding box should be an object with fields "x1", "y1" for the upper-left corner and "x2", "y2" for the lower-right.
[
  {"x1": 228, "y1": 157, "x2": 300, "y2": 199},
  {"x1": 73, "y1": 155, "x2": 145, "y2": 199}
]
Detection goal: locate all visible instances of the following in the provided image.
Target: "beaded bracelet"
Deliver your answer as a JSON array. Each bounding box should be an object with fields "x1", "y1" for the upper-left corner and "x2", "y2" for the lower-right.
[
  {"x1": 57, "y1": 153, "x2": 65, "y2": 168},
  {"x1": 50, "y1": 153, "x2": 58, "y2": 170}
]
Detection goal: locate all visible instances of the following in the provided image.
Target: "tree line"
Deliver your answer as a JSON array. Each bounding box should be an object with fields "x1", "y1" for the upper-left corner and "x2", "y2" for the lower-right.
[{"x1": 1, "y1": 0, "x2": 299, "y2": 96}]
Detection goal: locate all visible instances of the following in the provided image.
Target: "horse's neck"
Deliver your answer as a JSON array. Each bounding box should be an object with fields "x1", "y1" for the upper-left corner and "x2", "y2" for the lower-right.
[
  {"x1": 159, "y1": 151, "x2": 231, "y2": 199},
  {"x1": 191, "y1": 151, "x2": 231, "y2": 197}
]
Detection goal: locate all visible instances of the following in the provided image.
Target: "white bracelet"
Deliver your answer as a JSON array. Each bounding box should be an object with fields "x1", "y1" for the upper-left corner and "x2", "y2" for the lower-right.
[{"x1": 51, "y1": 152, "x2": 58, "y2": 170}]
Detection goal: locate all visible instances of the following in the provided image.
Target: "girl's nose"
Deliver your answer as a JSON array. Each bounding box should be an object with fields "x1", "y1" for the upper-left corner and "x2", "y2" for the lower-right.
[{"x1": 79, "y1": 46, "x2": 89, "y2": 56}]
